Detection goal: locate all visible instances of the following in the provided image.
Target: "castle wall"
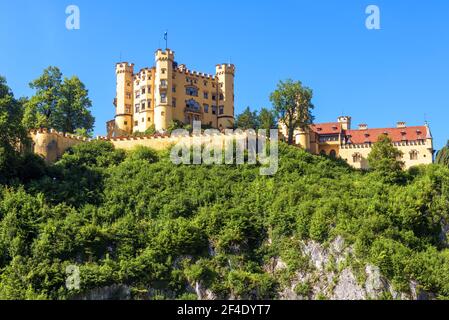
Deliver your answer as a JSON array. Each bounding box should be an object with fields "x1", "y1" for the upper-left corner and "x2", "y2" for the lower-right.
[
  {"x1": 30, "y1": 129, "x2": 89, "y2": 163},
  {"x1": 108, "y1": 132, "x2": 247, "y2": 151},
  {"x1": 339, "y1": 139, "x2": 433, "y2": 169}
]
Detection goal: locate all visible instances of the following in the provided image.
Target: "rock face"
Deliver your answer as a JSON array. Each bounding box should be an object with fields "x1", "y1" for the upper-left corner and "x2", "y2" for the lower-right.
[
  {"x1": 73, "y1": 284, "x2": 131, "y2": 300},
  {"x1": 74, "y1": 236, "x2": 435, "y2": 300},
  {"x1": 275, "y1": 236, "x2": 434, "y2": 300}
]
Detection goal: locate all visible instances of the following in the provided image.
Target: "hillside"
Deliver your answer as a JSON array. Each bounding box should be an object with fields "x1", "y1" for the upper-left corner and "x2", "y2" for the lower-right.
[{"x1": 0, "y1": 141, "x2": 449, "y2": 300}]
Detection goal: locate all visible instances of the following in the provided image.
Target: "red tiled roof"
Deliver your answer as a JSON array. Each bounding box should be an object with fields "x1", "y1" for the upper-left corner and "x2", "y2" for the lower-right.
[
  {"x1": 310, "y1": 122, "x2": 342, "y2": 135},
  {"x1": 345, "y1": 126, "x2": 428, "y2": 144}
]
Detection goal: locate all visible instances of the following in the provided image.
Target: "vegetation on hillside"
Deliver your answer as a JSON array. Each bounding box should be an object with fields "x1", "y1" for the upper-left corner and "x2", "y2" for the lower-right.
[
  {"x1": 0, "y1": 138, "x2": 449, "y2": 299},
  {"x1": 2, "y1": 73, "x2": 449, "y2": 300}
]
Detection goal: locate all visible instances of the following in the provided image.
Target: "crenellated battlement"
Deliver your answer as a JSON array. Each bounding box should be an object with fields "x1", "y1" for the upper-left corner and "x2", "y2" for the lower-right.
[
  {"x1": 30, "y1": 128, "x2": 91, "y2": 142},
  {"x1": 215, "y1": 63, "x2": 235, "y2": 76},
  {"x1": 155, "y1": 48, "x2": 175, "y2": 62},
  {"x1": 116, "y1": 62, "x2": 134, "y2": 74}
]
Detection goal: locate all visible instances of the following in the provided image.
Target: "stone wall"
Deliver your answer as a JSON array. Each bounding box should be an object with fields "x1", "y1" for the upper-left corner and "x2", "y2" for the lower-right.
[{"x1": 30, "y1": 129, "x2": 90, "y2": 163}]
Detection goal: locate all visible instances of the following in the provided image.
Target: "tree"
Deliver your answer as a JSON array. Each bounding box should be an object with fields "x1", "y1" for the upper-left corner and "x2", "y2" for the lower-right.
[
  {"x1": 367, "y1": 134, "x2": 404, "y2": 182},
  {"x1": 235, "y1": 107, "x2": 259, "y2": 129},
  {"x1": 23, "y1": 67, "x2": 94, "y2": 134},
  {"x1": 0, "y1": 76, "x2": 29, "y2": 182},
  {"x1": 258, "y1": 108, "x2": 276, "y2": 130},
  {"x1": 436, "y1": 141, "x2": 449, "y2": 166},
  {"x1": 270, "y1": 79, "x2": 314, "y2": 145},
  {"x1": 53, "y1": 76, "x2": 94, "y2": 134}
]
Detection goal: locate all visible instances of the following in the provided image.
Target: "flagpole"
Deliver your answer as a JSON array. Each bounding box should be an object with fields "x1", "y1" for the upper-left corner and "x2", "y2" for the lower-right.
[{"x1": 164, "y1": 31, "x2": 168, "y2": 50}]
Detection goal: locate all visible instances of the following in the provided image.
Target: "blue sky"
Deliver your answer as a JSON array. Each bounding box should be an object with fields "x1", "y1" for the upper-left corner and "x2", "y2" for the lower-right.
[{"x1": 1, "y1": 0, "x2": 448, "y2": 149}]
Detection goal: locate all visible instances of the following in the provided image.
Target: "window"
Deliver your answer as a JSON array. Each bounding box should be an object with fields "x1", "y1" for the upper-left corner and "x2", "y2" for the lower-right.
[
  {"x1": 172, "y1": 97, "x2": 176, "y2": 107},
  {"x1": 410, "y1": 150, "x2": 418, "y2": 160},
  {"x1": 126, "y1": 92, "x2": 131, "y2": 99},
  {"x1": 203, "y1": 104, "x2": 209, "y2": 113},
  {"x1": 125, "y1": 105, "x2": 131, "y2": 114},
  {"x1": 161, "y1": 92, "x2": 167, "y2": 103},
  {"x1": 186, "y1": 86, "x2": 198, "y2": 97},
  {"x1": 204, "y1": 92, "x2": 209, "y2": 99},
  {"x1": 148, "y1": 85, "x2": 152, "y2": 92},
  {"x1": 172, "y1": 85, "x2": 176, "y2": 93},
  {"x1": 147, "y1": 117, "x2": 151, "y2": 122},
  {"x1": 142, "y1": 87, "x2": 146, "y2": 94},
  {"x1": 212, "y1": 105, "x2": 217, "y2": 115},
  {"x1": 329, "y1": 150, "x2": 337, "y2": 159},
  {"x1": 160, "y1": 80, "x2": 167, "y2": 87},
  {"x1": 124, "y1": 121, "x2": 128, "y2": 125},
  {"x1": 161, "y1": 68, "x2": 166, "y2": 74},
  {"x1": 126, "y1": 81, "x2": 131, "y2": 87},
  {"x1": 148, "y1": 99, "x2": 152, "y2": 108},
  {"x1": 135, "y1": 105, "x2": 140, "y2": 113},
  {"x1": 134, "y1": 121, "x2": 138, "y2": 126},
  {"x1": 161, "y1": 111, "x2": 165, "y2": 117},
  {"x1": 219, "y1": 106, "x2": 224, "y2": 115},
  {"x1": 203, "y1": 80, "x2": 208, "y2": 86},
  {"x1": 142, "y1": 118, "x2": 144, "y2": 123},
  {"x1": 135, "y1": 91, "x2": 140, "y2": 98},
  {"x1": 212, "y1": 94, "x2": 216, "y2": 101},
  {"x1": 141, "y1": 102, "x2": 146, "y2": 110},
  {"x1": 186, "y1": 99, "x2": 201, "y2": 111},
  {"x1": 219, "y1": 94, "x2": 224, "y2": 100}
]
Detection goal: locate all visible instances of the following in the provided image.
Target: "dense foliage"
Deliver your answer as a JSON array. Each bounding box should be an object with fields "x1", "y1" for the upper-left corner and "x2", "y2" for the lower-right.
[
  {"x1": 235, "y1": 107, "x2": 276, "y2": 130},
  {"x1": 1, "y1": 140, "x2": 449, "y2": 300}
]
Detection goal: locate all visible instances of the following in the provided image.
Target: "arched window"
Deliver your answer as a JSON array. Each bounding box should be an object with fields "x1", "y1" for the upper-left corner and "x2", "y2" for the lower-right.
[
  {"x1": 329, "y1": 150, "x2": 337, "y2": 158},
  {"x1": 185, "y1": 86, "x2": 198, "y2": 97},
  {"x1": 410, "y1": 150, "x2": 418, "y2": 160},
  {"x1": 320, "y1": 150, "x2": 327, "y2": 156},
  {"x1": 185, "y1": 99, "x2": 201, "y2": 111}
]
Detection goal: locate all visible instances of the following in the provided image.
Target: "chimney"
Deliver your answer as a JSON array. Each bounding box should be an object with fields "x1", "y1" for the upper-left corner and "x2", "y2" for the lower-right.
[
  {"x1": 397, "y1": 121, "x2": 406, "y2": 128},
  {"x1": 358, "y1": 124, "x2": 368, "y2": 130}
]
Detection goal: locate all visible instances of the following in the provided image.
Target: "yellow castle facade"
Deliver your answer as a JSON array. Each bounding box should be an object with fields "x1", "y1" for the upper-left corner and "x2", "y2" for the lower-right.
[
  {"x1": 280, "y1": 116, "x2": 434, "y2": 169},
  {"x1": 108, "y1": 48, "x2": 235, "y2": 137}
]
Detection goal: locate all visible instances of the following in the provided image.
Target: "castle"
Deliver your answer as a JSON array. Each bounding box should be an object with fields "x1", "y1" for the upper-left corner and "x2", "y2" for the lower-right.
[
  {"x1": 280, "y1": 116, "x2": 434, "y2": 169},
  {"x1": 27, "y1": 47, "x2": 435, "y2": 170},
  {"x1": 108, "y1": 48, "x2": 235, "y2": 137}
]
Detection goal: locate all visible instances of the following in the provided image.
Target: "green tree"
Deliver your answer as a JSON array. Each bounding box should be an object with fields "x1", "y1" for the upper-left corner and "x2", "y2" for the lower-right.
[
  {"x1": 0, "y1": 76, "x2": 29, "y2": 182},
  {"x1": 270, "y1": 79, "x2": 314, "y2": 145},
  {"x1": 24, "y1": 67, "x2": 94, "y2": 134},
  {"x1": 367, "y1": 134, "x2": 404, "y2": 182},
  {"x1": 258, "y1": 107, "x2": 276, "y2": 130},
  {"x1": 435, "y1": 141, "x2": 449, "y2": 166},
  {"x1": 235, "y1": 107, "x2": 259, "y2": 129}
]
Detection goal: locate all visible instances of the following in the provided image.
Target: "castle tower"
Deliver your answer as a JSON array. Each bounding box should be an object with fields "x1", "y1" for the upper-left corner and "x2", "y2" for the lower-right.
[
  {"x1": 154, "y1": 49, "x2": 174, "y2": 131},
  {"x1": 115, "y1": 62, "x2": 134, "y2": 136},
  {"x1": 338, "y1": 116, "x2": 351, "y2": 131},
  {"x1": 296, "y1": 127, "x2": 311, "y2": 151},
  {"x1": 215, "y1": 64, "x2": 235, "y2": 129}
]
